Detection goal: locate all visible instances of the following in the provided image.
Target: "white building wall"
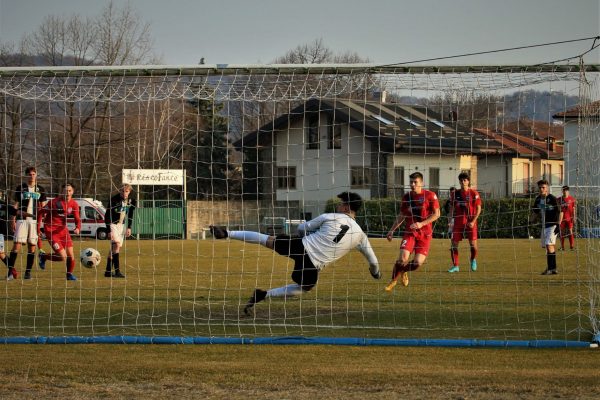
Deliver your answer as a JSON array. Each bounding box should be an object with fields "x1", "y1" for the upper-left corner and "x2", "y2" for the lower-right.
[
  {"x1": 478, "y1": 157, "x2": 509, "y2": 197},
  {"x1": 390, "y1": 154, "x2": 465, "y2": 193},
  {"x1": 274, "y1": 115, "x2": 371, "y2": 217}
]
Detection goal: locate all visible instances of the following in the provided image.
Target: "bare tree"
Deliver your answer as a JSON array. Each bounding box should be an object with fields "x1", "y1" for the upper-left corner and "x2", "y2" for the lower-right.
[
  {"x1": 230, "y1": 39, "x2": 372, "y2": 140},
  {"x1": 11, "y1": 2, "x2": 161, "y2": 196},
  {"x1": 0, "y1": 42, "x2": 37, "y2": 193}
]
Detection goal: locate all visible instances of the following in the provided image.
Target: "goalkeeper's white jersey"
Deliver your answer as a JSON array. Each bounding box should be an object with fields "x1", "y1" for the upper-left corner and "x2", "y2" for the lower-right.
[{"x1": 298, "y1": 213, "x2": 378, "y2": 269}]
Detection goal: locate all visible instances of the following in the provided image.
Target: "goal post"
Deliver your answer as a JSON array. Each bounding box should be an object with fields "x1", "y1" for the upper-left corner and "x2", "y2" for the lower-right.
[{"x1": 0, "y1": 63, "x2": 599, "y2": 347}]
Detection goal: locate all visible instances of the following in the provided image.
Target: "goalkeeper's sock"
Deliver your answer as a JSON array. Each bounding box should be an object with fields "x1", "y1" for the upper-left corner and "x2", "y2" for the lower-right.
[
  {"x1": 113, "y1": 253, "x2": 120, "y2": 271},
  {"x1": 267, "y1": 284, "x2": 302, "y2": 298},
  {"x1": 228, "y1": 231, "x2": 268, "y2": 246}
]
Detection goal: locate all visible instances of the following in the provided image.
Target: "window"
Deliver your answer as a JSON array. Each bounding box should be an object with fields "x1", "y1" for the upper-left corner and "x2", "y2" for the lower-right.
[
  {"x1": 394, "y1": 167, "x2": 405, "y2": 187},
  {"x1": 351, "y1": 166, "x2": 370, "y2": 188},
  {"x1": 559, "y1": 164, "x2": 564, "y2": 185},
  {"x1": 390, "y1": 166, "x2": 405, "y2": 197},
  {"x1": 306, "y1": 115, "x2": 320, "y2": 149},
  {"x1": 543, "y1": 163, "x2": 551, "y2": 183},
  {"x1": 429, "y1": 167, "x2": 440, "y2": 193},
  {"x1": 328, "y1": 122, "x2": 342, "y2": 149},
  {"x1": 523, "y1": 163, "x2": 531, "y2": 193},
  {"x1": 276, "y1": 167, "x2": 296, "y2": 189}
]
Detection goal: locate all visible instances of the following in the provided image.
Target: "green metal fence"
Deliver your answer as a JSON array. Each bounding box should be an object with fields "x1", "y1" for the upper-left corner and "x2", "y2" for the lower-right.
[{"x1": 131, "y1": 200, "x2": 186, "y2": 239}]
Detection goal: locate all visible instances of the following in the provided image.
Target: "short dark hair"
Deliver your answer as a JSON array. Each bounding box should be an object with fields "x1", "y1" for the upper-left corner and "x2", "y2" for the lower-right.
[
  {"x1": 537, "y1": 179, "x2": 549, "y2": 186},
  {"x1": 25, "y1": 166, "x2": 37, "y2": 174},
  {"x1": 337, "y1": 191, "x2": 363, "y2": 212},
  {"x1": 562, "y1": 185, "x2": 570, "y2": 191},
  {"x1": 409, "y1": 172, "x2": 423, "y2": 181},
  {"x1": 458, "y1": 172, "x2": 470, "y2": 182},
  {"x1": 61, "y1": 183, "x2": 74, "y2": 190},
  {"x1": 449, "y1": 186, "x2": 456, "y2": 192}
]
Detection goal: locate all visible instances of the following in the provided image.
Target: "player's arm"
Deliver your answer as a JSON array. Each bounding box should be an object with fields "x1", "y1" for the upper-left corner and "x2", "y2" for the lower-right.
[
  {"x1": 357, "y1": 236, "x2": 381, "y2": 279},
  {"x1": 297, "y1": 215, "x2": 325, "y2": 237},
  {"x1": 36, "y1": 201, "x2": 48, "y2": 234},
  {"x1": 421, "y1": 205, "x2": 441, "y2": 227},
  {"x1": 386, "y1": 214, "x2": 405, "y2": 241}
]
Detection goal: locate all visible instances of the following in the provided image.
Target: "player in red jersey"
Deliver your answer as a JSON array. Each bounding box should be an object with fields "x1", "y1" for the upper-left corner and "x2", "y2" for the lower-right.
[
  {"x1": 558, "y1": 185, "x2": 576, "y2": 251},
  {"x1": 37, "y1": 183, "x2": 81, "y2": 280},
  {"x1": 385, "y1": 172, "x2": 440, "y2": 290},
  {"x1": 448, "y1": 172, "x2": 482, "y2": 273}
]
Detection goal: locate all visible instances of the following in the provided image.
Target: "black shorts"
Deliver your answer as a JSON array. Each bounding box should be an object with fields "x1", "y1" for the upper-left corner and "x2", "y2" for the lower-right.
[{"x1": 273, "y1": 235, "x2": 318, "y2": 290}]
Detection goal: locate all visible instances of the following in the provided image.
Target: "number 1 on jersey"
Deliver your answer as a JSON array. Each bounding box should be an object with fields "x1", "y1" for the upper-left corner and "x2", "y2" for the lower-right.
[{"x1": 333, "y1": 225, "x2": 349, "y2": 243}]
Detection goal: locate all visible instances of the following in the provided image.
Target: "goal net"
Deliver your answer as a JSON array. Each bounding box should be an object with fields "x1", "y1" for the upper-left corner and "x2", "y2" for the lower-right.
[{"x1": 1, "y1": 63, "x2": 598, "y2": 345}]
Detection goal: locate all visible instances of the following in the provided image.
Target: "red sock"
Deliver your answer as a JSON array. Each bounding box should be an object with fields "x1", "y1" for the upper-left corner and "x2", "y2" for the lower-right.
[
  {"x1": 451, "y1": 248, "x2": 459, "y2": 266},
  {"x1": 66, "y1": 256, "x2": 75, "y2": 273},
  {"x1": 560, "y1": 236, "x2": 565, "y2": 249},
  {"x1": 470, "y1": 246, "x2": 478, "y2": 261},
  {"x1": 569, "y1": 235, "x2": 574, "y2": 249}
]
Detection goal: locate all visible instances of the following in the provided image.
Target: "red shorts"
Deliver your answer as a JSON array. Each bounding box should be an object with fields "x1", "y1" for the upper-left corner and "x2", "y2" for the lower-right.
[
  {"x1": 452, "y1": 224, "x2": 478, "y2": 242},
  {"x1": 47, "y1": 229, "x2": 72, "y2": 253},
  {"x1": 400, "y1": 232, "x2": 432, "y2": 256},
  {"x1": 560, "y1": 220, "x2": 574, "y2": 230}
]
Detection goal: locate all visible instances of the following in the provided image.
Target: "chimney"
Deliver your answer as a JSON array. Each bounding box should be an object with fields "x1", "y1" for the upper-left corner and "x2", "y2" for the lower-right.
[
  {"x1": 548, "y1": 137, "x2": 555, "y2": 152},
  {"x1": 374, "y1": 90, "x2": 387, "y2": 103}
]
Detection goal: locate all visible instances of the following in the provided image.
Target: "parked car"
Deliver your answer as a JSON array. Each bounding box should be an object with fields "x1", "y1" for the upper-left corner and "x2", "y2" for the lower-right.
[{"x1": 40, "y1": 198, "x2": 108, "y2": 240}]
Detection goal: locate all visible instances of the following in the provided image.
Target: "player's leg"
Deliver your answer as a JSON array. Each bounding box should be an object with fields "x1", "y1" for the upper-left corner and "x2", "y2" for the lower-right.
[
  {"x1": 106, "y1": 224, "x2": 125, "y2": 278},
  {"x1": 469, "y1": 239, "x2": 478, "y2": 271},
  {"x1": 23, "y1": 228, "x2": 38, "y2": 278},
  {"x1": 244, "y1": 238, "x2": 308, "y2": 315},
  {"x1": 448, "y1": 237, "x2": 460, "y2": 273},
  {"x1": 568, "y1": 223, "x2": 575, "y2": 250},
  {"x1": 541, "y1": 227, "x2": 558, "y2": 275},
  {"x1": 385, "y1": 239, "x2": 413, "y2": 291},
  {"x1": 6, "y1": 221, "x2": 27, "y2": 279},
  {"x1": 210, "y1": 225, "x2": 275, "y2": 249},
  {"x1": 65, "y1": 243, "x2": 77, "y2": 280}
]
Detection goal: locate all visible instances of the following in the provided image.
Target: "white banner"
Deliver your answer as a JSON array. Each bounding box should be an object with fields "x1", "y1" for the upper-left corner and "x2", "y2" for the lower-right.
[{"x1": 122, "y1": 169, "x2": 185, "y2": 186}]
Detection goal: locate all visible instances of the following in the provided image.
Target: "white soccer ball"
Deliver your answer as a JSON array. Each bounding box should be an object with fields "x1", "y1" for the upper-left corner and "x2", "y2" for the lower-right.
[{"x1": 80, "y1": 247, "x2": 101, "y2": 269}]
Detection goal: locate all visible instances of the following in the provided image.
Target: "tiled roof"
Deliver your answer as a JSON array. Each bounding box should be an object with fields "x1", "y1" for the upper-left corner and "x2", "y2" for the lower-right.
[
  {"x1": 503, "y1": 118, "x2": 564, "y2": 141},
  {"x1": 553, "y1": 100, "x2": 600, "y2": 119},
  {"x1": 473, "y1": 128, "x2": 563, "y2": 159}
]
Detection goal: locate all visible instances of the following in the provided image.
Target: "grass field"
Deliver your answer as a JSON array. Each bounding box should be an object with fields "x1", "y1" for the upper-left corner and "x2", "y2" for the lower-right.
[
  {"x1": 1, "y1": 237, "x2": 598, "y2": 398},
  {"x1": 1, "y1": 237, "x2": 595, "y2": 341}
]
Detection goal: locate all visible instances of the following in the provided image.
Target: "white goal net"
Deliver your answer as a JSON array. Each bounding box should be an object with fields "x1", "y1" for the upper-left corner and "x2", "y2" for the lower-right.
[{"x1": 1, "y1": 63, "x2": 598, "y2": 344}]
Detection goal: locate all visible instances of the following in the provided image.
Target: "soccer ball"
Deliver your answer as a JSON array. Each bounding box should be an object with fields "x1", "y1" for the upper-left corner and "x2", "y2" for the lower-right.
[{"x1": 80, "y1": 248, "x2": 101, "y2": 268}]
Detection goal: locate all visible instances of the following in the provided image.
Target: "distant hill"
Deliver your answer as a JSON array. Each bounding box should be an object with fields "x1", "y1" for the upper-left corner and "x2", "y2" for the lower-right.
[{"x1": 394, "y1": 90, "x2": 579, "y2": 122}]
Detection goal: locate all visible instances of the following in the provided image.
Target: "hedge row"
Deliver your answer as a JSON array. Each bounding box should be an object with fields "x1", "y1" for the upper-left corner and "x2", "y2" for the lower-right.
[{"x1": 326, "y1": 197, "x2": 538, "y2": 239}]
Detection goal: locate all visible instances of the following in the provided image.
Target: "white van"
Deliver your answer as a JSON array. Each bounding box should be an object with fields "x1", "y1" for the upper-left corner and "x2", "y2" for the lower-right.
[{"x1": 41, "y1": 198, "x2": 108, "y2": 240}]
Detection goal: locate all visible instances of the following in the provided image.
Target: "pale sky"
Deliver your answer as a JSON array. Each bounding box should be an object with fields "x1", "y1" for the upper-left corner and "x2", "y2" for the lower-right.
[{"x1": 1, "y1": 0, "x2": 599, "y2": 66}]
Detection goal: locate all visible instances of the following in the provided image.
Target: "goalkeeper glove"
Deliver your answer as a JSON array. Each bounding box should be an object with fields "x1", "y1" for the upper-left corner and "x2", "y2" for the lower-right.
[{"x1": 369, "y1": 264, "x2": 382, "y2": 279}]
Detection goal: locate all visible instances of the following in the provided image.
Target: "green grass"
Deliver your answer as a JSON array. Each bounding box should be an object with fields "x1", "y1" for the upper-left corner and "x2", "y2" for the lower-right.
[
  {"x1": 0, "y1": 345, "x2": 598, "y2": 399},
  {"x1": 1, "y1": 238, "x2": 597, "y2": 342},
  {"x1": 1, "y1": 238, "x2": 599, "y2": 399}
]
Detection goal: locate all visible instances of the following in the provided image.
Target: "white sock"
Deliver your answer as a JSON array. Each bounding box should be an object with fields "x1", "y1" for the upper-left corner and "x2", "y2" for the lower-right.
[
  {"x1": 228, "y1": 231, "x2": 269, "y2": 246},
  {"x1": 267, "y1": 283, "x2": 303, "y2": 298}
]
